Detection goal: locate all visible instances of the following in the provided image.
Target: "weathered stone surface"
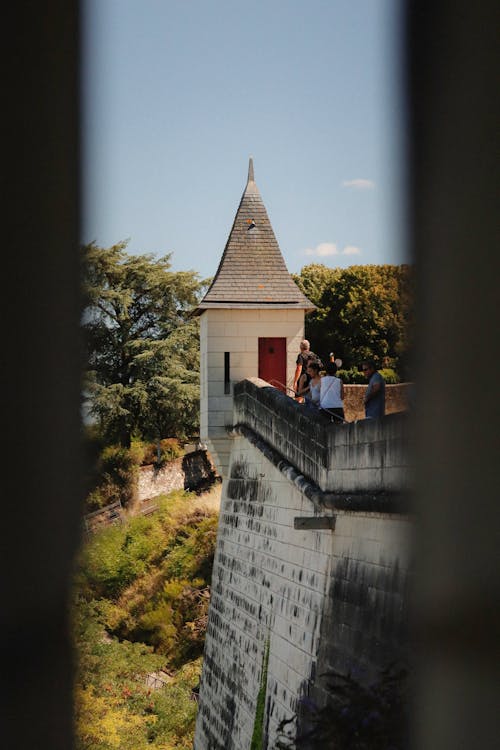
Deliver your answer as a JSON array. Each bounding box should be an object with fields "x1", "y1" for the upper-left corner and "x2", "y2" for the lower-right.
[
  {"x1": 136, "y1": 450, "x2": 217, "y2": 501},
  {"x1": 194, "y1": 440, "x2": 412, "y2": 748},
  {"x1": 233, "y1": 377, "x2": 412, "y2": 493},
  {"x1": 343, "y1": 383, "x2": 412, "y2": 421}
]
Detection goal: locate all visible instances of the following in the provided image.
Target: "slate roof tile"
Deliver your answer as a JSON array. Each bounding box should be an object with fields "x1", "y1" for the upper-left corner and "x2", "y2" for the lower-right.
[{"x1": 197, "y1": 159, "x2": 315, "y2": 311}]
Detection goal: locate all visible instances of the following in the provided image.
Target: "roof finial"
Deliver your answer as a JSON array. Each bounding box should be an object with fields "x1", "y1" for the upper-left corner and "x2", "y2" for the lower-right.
[{"x1": 248, "y1": 156, "x2": 254, "y2": 183}]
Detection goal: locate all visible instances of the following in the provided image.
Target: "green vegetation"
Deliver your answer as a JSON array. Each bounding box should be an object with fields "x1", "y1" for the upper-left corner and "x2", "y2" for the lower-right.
[
  {"x1": 251, "y1": 636, "x2": 271, "y2": 750},
  {"x1": 75, "y1": 250, "x2": 413, "y2": 750},
  {"x1": 77, "y1": 238, "x2": 216, "y2": 745},
  {"x1": 73, "y1": 488, "x2": 219, "y2": 749},
  {"x1": 337, "y1": 367, "x2": 400, "y2": 385},
  {"x1": 83, "y1": 429, "x2": 186, "y2": 513},
  {"x1": 82, "y1": 241, "x2": 209, "y2": 447},
  {"x1": 293, "y1": 264, "x2": 415, "y2": 379}
]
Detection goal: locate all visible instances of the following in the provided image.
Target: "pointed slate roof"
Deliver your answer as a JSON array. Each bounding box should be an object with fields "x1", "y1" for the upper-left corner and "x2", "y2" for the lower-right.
[{"x1": 196, "y1": 158, "x2": 315, "y2": 312}]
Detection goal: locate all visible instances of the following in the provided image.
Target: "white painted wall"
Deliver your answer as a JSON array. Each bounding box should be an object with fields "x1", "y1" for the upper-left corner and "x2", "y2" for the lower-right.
[{"x1": 200, "y1": 308, "x2": 305, "y2": 476}]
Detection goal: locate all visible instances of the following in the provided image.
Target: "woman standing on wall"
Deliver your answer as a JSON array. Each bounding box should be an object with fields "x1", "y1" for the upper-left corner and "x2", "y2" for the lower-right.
[
  {"x1": 319, "y1": 361, "x2": 345, "y2": 422},
  {"x1": 296, "y1": 361, "x2": 322, "y2": 408}
]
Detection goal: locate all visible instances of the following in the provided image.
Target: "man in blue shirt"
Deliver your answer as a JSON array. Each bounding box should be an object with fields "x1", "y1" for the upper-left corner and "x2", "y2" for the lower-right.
[{"x1": 362, "y1": 360, "x2": 386, "y2": 418}]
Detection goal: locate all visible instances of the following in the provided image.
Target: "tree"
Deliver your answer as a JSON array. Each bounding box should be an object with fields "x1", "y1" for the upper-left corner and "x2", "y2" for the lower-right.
[
  {"x1": 82, "y1": 241, "x2": 207, "y2": 446},
  {"x1": 292, "y1": 264, "x2": 415, "y2": 377}
]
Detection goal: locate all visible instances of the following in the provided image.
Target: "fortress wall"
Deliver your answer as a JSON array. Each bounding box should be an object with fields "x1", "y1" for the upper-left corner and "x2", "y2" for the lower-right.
[
  {"x1": 195, "y1": 380, "x2": 413, "y2": 750},
  {"x1": 308, "y1": 510, "x2": 413, "y2": 725},
  {"x1": 233, "y1": 377, "x2": 412, "y2": 493},
  {"x1": 194, "y1": 436, "x2": 336, "y2": 750}
]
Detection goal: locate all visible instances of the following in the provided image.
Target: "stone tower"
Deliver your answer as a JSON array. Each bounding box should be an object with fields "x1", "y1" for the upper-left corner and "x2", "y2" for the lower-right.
[{"x1": 196, "y1": 158, "x2": 315, "y2": 476}]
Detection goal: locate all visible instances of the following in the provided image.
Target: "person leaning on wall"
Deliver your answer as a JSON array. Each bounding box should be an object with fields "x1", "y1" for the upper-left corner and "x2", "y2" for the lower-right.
[
  {"x1": 296, "y1": 360, "x2": 322, "y2": 408},
  {"x1": 361, "y1": 359, "x2": 386, "y2": 419},
  {"x1": 319, "y1": 361, "x2": 345, "y2": 422}
]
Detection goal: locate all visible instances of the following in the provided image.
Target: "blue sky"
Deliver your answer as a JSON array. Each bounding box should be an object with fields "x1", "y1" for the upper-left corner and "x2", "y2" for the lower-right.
[{"x1": 82, "y1": 0, "x2": 408, "y2": 281}]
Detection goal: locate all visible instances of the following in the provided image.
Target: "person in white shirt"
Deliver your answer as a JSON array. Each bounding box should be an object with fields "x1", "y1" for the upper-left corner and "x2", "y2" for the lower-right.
[{"x1": 319, "y1": 361, "x2": 345, "y2": 422}]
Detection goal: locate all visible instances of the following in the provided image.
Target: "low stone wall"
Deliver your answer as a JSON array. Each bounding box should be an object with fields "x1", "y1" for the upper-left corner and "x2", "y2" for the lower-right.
[
  {"x1": 136, "y1": 450, "x2": 218, "y2": 502},
  {"x1": 343, "y1": 382, "x2": 413, "y2": 421}
]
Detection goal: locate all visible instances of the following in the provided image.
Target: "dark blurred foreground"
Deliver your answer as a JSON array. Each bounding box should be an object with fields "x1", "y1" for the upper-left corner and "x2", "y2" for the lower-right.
[{"x1": 2, "y1": 2, "x2": 498, "y2": 748}]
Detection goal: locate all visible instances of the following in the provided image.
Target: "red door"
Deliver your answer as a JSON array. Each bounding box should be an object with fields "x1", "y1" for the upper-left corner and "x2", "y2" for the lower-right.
[{"x1": 258, "y1": 337, "x2": 287, "y2": 392}]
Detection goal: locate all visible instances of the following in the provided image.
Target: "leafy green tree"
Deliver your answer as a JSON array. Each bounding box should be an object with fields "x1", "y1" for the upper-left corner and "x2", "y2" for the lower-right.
[
  {"x1": 82, "y1": 241, "x2": 207, "y2": 446},
  {"x1": 293, "y1": 264, "x2": 415, "y2": 377}
]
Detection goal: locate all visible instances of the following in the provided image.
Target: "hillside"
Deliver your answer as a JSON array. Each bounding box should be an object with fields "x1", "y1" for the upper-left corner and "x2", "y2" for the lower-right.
[{"x1": 72, "y1": 486, "x2": 220, "y2": 749}]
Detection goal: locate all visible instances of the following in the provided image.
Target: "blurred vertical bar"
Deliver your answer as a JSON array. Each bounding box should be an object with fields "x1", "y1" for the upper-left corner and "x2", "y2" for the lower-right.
[
  {"x1": 1, "y1": 1, "x2": 499, "y2": 749},
  {"x1": 2, "y1": 1, "x2": 83, "y2": 749},
  {"x1": 405, "y1": 2, "x2": 498, "y2": 749}
]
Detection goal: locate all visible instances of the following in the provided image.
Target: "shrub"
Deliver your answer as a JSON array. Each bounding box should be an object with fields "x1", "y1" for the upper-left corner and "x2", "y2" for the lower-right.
[
  {"x1": 337, "y1": 367, "x2": 400, "y2": 385},
  {"x1": 131, "y1": 438, "x2": 184, "y2": 467},
  {"x1": 73, "y1": 490, "x2": 218, "y2": 749},
  {"x1": 337, "y1": 368, "x2": 366, "y2": 385},
  {"x1": 84, "y1": 489, "x2": 103, "y2": 513},
  {"x1": 92, "y1": 445, "x2": 142, "y2": 510},
  {"x1": 378, "y1": 368, "x2": 400, "y2": 384},
  {"x1": 159, "y1": 438, "x2": 184, "y2": 462},
  {"x1": 163, "y1": 514, "x2": 218, "y2": 581},
  {"x1": 76, "y1": 525, "x2": 146, "y2": 599},
  {"x1": 84, "y1": 438, "x2": 186, "y2": 512}
]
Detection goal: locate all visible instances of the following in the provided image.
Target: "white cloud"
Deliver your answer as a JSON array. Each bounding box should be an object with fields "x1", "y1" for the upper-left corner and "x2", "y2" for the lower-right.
[
  {"x1": 303, "y1": 242, "x2": 362, "y2": 258},
  {"x1": 342, "y1": 179, "x2": 375, "y2": 190},
  {"x1": 304, "y1": 242, "x2": 338, "y2": 257}
]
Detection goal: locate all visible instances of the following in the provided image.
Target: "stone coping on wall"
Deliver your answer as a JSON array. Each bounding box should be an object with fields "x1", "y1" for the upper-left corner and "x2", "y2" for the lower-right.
[
  {"x1": 231, "y1": 423, "x2": 411, "y2": 515},
  {"x1": 232, "y1": 377, "x2": 412, "y2": 494}
]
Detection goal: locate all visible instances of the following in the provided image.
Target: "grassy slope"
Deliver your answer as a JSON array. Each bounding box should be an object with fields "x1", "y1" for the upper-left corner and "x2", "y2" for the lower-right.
[{"x1": 72, "y1": 487, "x2": 219, "y2": 750}]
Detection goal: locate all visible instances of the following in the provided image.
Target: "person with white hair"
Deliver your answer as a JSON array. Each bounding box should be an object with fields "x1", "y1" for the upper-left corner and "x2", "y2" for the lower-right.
[{"x1": 293, "y1": 339, "x2": 320, "y2": 401}]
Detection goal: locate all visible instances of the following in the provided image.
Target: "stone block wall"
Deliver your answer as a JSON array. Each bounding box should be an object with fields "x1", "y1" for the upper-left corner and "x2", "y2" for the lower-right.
[
  {"x1": 343, "y1": 382, "x2": 413, "y2": 421},
  {"x1": 136, "y1": 450, "x2": 217, "y2": 501},
  {"x1": 309, "y1": 510, "x2": 413, "y2": 717},
  {"x1": 194, "y1": 437, "x2": 337, "y2": 749},
  {"x1": 233, "y1": 377, "x2": 412, "y2": 493},
  {"x1": 194, "y1": 380, "x2": 413, "y2": 749}
]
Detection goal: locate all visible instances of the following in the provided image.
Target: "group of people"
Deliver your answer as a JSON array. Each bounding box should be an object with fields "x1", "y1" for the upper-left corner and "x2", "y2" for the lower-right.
[{"x1": 292, "y1": 340, "x2": 385, "y2": 422}]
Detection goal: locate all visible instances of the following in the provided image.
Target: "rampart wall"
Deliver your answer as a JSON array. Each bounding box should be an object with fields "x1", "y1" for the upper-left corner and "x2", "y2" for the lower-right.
[
  {"x1": 194, "y1": 379, "x2": 413, "y2": 749},
  {"x1": 233, "y1": 378, "x2": 412, "y2": 494}
]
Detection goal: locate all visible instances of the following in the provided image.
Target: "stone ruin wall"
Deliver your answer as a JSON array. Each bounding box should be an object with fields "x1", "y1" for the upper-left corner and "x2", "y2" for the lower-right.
[{"x1": 136, "y1": 449, "x2": 218, "y2": 502}]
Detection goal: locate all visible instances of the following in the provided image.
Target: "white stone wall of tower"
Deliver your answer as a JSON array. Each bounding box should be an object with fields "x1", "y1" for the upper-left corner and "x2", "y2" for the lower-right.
[{"x1": 199, "y1": 307, "x2": 305, "y2": 476}]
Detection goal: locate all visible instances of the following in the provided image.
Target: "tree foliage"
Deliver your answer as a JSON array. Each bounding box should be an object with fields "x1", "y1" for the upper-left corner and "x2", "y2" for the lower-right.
[
  {"x1": 292, "y1": 264, "x2": 415, "y2": 378},
  {"x1": 82, "y1": 241, "x2": 207, "y2": 446}
]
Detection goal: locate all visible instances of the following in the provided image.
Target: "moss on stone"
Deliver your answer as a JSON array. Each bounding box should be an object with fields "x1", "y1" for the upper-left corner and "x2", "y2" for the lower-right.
[{"x1": 251, "y1": 636, "x2": 270, "y2": 750}]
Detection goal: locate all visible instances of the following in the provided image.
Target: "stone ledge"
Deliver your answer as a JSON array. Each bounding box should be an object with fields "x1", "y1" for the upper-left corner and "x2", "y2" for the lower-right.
[{"x1": 231, "y1": 423, "x2": 410, "y2": 515}]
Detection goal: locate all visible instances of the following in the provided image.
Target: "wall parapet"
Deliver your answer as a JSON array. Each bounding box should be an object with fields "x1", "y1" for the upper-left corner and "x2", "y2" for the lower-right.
[
  {"x1": 232, "y1": 423, "x2": 411, "y2": 515},
  {"x1": 233, "y1": 377, "x2": 412, "y2": 494}
]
